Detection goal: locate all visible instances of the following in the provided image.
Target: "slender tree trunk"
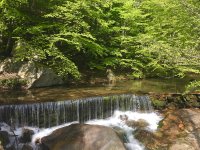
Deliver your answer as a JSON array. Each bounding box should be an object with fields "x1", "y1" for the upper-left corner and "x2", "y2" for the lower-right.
[
  {"x1": 5, "y1": 37, "x2": 12, "y2": 56},
  {"x1": 5, "y1": 37, "x2": 11, "y2": 51},
  {"x1": 0, "y1": 32, "x2": 3, "y2": 44},
  {"x1": 30, "y1": 0, "x2": 35, "y2": 11}
]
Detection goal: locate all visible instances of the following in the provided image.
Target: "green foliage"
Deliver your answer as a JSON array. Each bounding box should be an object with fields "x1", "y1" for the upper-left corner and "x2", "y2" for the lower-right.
[
  {"x1": 185, "y1": 80, "x2": 200, "y2": 94},
  {"x1": 0, "y1": 78, "x2": 27, "y2": 89},
  {"x1": 0, "y1": 0, "x2": 199, "y2": 79}
]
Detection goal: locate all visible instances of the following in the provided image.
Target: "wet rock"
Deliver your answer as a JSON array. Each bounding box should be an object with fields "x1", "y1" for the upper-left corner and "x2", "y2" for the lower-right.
[
  {"x1": 39, "y1": 124, "x2": 126, "y2": 150},
  {"x1": 126, "y1": 119, "x2": 149, "y2": 129},
  {"x1": 112, "y1": 127, "x2": 128, "y2": 143},
  {"x1": 6, "y1": 144, "x2": 16, "y2": 150},
  {"x1": 134, "y1": 129, "x2": 165, "y2": 150},
  {"x1": 21, "y1": 144, "x2": 33, "y2": 150},
  {"x1": 0, "y1": 131, "x2": 9, "y2": 147},
  {"x1": 19, "y1": 128, "x2": 34, "y2": 143},
  {"x1": 119, "y1": 115, "x2": 128, "y2": 121}
]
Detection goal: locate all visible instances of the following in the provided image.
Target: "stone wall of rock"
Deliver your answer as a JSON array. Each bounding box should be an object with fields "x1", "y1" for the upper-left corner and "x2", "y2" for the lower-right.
[{"x1": 0, "y1": 59, "x2": 65, "y2": 88}]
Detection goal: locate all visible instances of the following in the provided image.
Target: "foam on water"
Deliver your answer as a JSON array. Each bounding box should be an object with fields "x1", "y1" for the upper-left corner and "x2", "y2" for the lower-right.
[
  {"x1": 30, "y1": 110, "x2": 162, "y2": 150},
  {"x1": 87, "y1": 111, "x2": 161, "y2": 150},
  {"x1": 87, "y1": 111, "x2": 161, "y2": 131},
  {"x1": 31, "y1": 121, "x2": 78, "y2": 143}
]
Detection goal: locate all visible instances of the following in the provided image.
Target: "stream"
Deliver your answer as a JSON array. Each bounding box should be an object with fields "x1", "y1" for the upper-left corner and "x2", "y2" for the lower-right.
[
  {"x1": 0, "y1": 77, "x2": 196, "y2": 104},
  {"x1": 0, "y1": 77, "x2": 199, "y2": 150}
]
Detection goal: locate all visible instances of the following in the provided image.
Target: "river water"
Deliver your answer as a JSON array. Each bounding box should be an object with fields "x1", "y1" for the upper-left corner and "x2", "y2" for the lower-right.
[{"x1": 0, "y1": 77, "x2": 196, "y2": 104}]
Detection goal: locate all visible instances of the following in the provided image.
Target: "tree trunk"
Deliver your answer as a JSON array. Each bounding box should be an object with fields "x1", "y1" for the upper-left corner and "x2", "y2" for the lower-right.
[{"x1": 4, "y1": 37, "x2": 13, "y2": 56}]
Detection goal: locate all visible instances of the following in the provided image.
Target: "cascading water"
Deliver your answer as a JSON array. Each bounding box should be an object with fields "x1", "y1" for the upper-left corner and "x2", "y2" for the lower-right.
[
  {"x1": 0, "y1": 94, "x2": 153, "y2": 128},
  {"x1": 0, "y1": 94, "x2": 161, "y2": 150}
]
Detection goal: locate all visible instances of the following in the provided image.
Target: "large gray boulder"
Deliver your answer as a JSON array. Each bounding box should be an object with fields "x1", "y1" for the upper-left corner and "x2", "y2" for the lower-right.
[
  {"x1": 18, "y1": 61, "x2": 64, "y2": 88},
  {"x1": 38, "y1": 124, "x2": 126, "y2": 150},
  {"x1": 0, "y1": 59, "x2": 64, "y2": 88}
]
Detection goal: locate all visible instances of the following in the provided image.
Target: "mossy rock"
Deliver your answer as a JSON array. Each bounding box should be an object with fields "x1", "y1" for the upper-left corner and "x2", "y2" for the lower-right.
[{"x1": 152, "y1": 99, "x2": 166, "y2": 109}]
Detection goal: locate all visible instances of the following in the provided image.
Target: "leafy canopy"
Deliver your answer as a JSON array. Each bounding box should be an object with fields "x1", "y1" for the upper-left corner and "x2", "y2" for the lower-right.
[{"x1": 0, "y1": 0, "x2": 199, "y2": 79}]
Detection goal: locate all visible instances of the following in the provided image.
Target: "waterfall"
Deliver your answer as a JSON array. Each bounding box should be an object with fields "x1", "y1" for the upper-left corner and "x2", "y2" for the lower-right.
[{"x1": 0, "y1": 94, "x2": 153, "y2": 128}]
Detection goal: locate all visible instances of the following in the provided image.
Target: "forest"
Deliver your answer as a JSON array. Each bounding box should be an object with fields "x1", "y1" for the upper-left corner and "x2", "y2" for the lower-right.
[
  {"x1": 0, "y1": 0, "x2": 199, "y2": 80},
  {"x1": 1, "y1": 1, "x2": 200, "y2": 150}
]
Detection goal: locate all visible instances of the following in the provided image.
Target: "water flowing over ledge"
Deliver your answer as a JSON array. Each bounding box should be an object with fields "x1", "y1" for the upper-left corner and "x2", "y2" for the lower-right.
[
  {"x1": 0, "y1": 94, "x2": 153, "y2": 128},
  {"x1": 0, "y1": 94, "x2": 163, "y2": 150}
]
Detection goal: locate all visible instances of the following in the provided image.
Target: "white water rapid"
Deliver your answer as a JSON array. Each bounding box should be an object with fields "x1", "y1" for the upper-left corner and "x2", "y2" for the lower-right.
[{"x1": 31, "y1": 110, "x2": 162, "y2": 150}]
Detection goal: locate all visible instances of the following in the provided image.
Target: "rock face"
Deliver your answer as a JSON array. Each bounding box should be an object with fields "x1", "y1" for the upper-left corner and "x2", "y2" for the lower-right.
[
  {"x1": 0, "y1": 59, "x2": 64, "y2": 88},
  {"x1": 133, "y1": 108, "x2": 200, "y2": 150},
  {"x1": 39, "y1": 124, "x2": 126, "y2": 150},
  {"x1": 168, "y1": 109, "x2": 200, "y2": 150},
  {"x1": 162, "y1": 109, "x2": 200, "y2": 150},
  {"x1": 18, "y1": 61, "x2": 64, "y2": 88}
]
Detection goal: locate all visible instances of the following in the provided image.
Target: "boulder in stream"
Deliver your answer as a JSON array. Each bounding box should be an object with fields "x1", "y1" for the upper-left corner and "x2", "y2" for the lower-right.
[
  {"x1": 38, "y1": 124, "x2": 126, "y2": 150},
  {"x1": 0, "y1": 131, "x2": 9, "y2": 147},
  {"x1": 19, "y1": 128, "x2": 34, "y2": 143},
  {"x1": 126, "y1": 119, "x2": 149, "y2": 129}
]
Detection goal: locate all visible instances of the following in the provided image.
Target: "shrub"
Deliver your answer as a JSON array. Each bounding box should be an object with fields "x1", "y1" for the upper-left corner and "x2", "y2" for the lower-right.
[
  {"x1": 184, "y1": 80, "x2": 200, "y2": 94},
  {"x1": 0, "y1": 78, "x2": 27, "y2": 89}
]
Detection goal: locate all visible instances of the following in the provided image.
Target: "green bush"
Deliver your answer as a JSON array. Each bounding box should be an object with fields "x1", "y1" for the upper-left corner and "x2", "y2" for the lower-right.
[
  {"x1": 0, "y1": 78, "x2": 27, "y2": 89},
  {"x1": 184, "y1": 80, "x2": 200, "y2": 94}
]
